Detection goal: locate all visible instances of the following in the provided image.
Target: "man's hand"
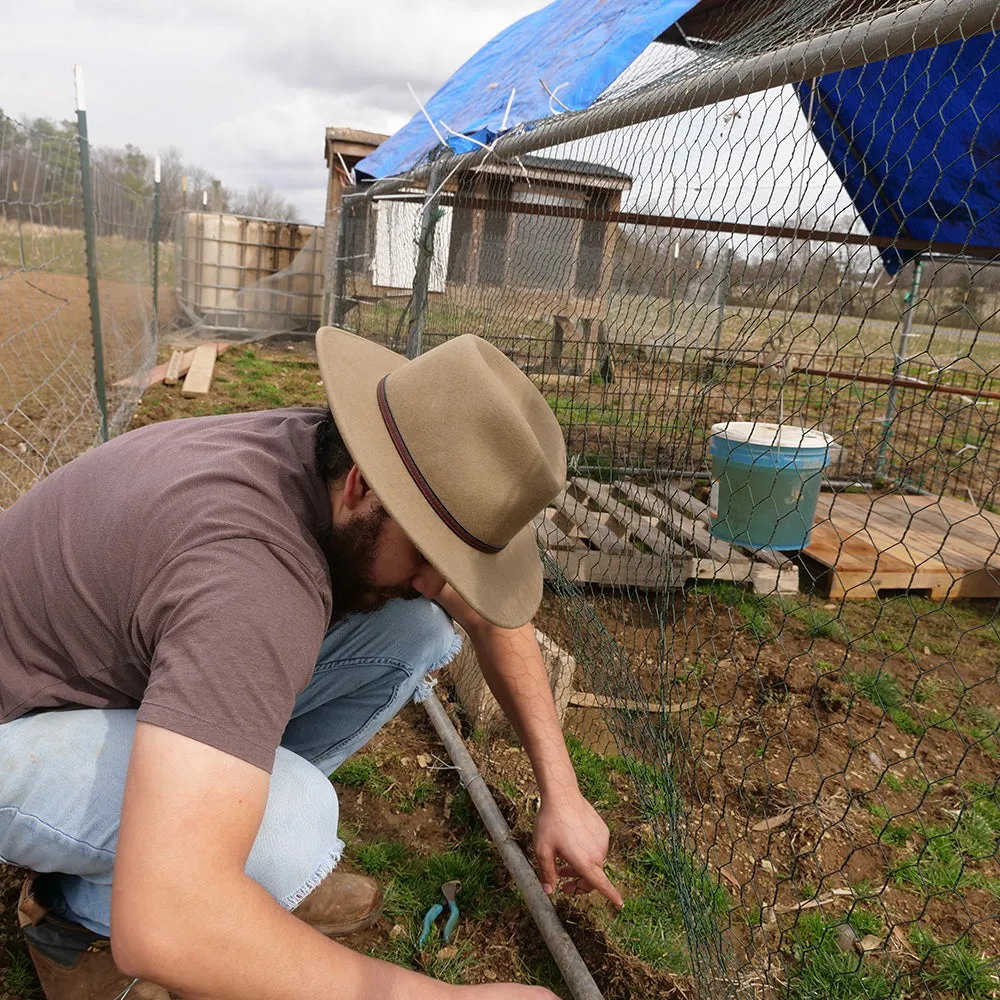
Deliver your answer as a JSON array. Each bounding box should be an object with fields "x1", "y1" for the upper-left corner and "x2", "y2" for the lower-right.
[
  {"x1": 434, "y1": 584, "x2": 623, "y2": 910},
  {"x1": 533, "y1": 790, "x2": 624, "y2": 908}
]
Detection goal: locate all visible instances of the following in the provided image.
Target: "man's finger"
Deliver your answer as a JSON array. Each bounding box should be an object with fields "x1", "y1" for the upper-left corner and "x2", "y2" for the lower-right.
[
  {"x1": 586, "y1": 861, "x2": 624, "y2": 908},
  {"x1": 537, "y1": 847, "x2": 560, "y2": 896}
]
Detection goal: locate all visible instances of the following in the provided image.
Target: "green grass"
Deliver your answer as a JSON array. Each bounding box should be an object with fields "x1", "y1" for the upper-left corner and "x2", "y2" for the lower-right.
[
  {"x1": 565, "y1": 734, "x2": 620, "y2": 810},
  {"x1": 330, "y1": 754, "x2": 395, "y2": 797},
  {"x1": 3, "y1": 946, "x2": 41, "y2": 997},
  {"x1": 608, "y1": 754, "x2": 683, "y2": 823},
  {"x1": 354, "y1": 834, "x2": 511, "y2": 936},
  {"x1": 398, "y1": 778, "x2": 437, "y2": 814},
  {"x1": 355, "y1": 838, "x2": 410, "y2": 875},
  {"x1": 447, "y1": 788, "x2": 478, "y2": 832},
  {"x1": 843, "y1": 666, "x2": 925, "y2": 734},
  {"x1": 878, "y1": 821, "x2": 913, "y2": 847},
  {"x1": 0, "y1": 219, "x2": 174, "y2": 285},
  {"x1": 803, "y1": 597, "x2": 1000, "y2": 664},
  {"x1": 785, "y1": 602, "x2": 851, "y2": 643},
  {"x1": 911, "y1": 928, "x2": 1000, "y2": 1000},
  {"x1": 609, "y1": 845, "x2": 728, "y2": 975},
  {"x1": 890, "y1": 786, "x2": 1000, "y2": 895},
  {"x1": 694, "y1": 581, "x2": 777, "y2": 640},
  {"x1": 785, "y1": 913, "x2": 903, "y2": 1000},
  {"x1": 961, "y1": 704, "x2": 1000, "y2": 759},
  {"x1": 888, "y1": 707, "x2": 925, "y2": 736},
  {"x1": 845, "y1": 668, "x2": 904, "y2": 712}
]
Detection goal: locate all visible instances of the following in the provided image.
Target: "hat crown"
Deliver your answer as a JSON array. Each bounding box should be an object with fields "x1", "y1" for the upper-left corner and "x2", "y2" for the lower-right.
[{"x1": 380, "y1": 336, "x2": 565, "y2": 550}]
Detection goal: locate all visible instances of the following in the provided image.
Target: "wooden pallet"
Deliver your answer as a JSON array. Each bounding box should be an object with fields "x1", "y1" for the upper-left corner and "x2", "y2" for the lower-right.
[
  {"x1": 534, "y1": 478, "x2": 799, "y2": 595},
  {"x1": 802, "y1": 492, "x2": 1000, "y2": 600}
]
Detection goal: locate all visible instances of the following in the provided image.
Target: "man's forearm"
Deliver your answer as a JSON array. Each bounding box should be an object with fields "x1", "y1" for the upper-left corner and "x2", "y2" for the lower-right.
[
  {"x1": 467, "y1": 621, "x2": 579, "y2": 801},
  {"x1": 115, "y1": 871, "x2": 443, "y2": 1000}
]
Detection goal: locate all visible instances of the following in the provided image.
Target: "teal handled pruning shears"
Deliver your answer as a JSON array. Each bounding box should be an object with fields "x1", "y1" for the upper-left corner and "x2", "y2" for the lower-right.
[{"x1": 418, "y1": 879, "x2": 461, "y2": 947}]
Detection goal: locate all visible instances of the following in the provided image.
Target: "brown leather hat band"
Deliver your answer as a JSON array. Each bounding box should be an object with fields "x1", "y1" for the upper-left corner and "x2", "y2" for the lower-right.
[{"x1": 377, "y1": 375, "x2": 504, "y2": 555}]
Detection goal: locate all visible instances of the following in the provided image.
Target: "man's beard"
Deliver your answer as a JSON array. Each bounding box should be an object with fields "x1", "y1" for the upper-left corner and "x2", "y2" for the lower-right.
[{"x1": 320, "y1": 504, "x2": 422, "y2": 621}]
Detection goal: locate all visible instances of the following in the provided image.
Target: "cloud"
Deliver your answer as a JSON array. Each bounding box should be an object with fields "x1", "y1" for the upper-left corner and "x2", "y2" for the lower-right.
[
  {"x1": 3, "y1": 0, "x2": 544, "y2": 222},
  {"x1": 243, "y1": 1, "x2": 541, "y2": 118}
]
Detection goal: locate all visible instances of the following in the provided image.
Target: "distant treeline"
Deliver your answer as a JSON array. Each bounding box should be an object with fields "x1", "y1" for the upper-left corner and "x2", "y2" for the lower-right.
[{"x1": 0, "y1": 110, "x2": 300, "y2": 233}]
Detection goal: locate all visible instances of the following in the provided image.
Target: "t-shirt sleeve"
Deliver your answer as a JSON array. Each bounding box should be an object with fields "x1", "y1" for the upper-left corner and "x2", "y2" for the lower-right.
[{"x1": 133, "y1": 538, "x2": 329, "y2": 772}]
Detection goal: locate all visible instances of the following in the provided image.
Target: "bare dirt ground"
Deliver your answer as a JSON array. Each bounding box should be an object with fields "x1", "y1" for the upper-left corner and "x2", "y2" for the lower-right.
[{"x1": 0, "y1": 271, "x2": 175, "y2": 508}]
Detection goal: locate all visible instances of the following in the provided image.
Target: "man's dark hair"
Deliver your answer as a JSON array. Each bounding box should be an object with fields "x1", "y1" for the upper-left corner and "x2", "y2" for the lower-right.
[{"x1": 315, "y1": 408, "x2": 354, "y2": 484}]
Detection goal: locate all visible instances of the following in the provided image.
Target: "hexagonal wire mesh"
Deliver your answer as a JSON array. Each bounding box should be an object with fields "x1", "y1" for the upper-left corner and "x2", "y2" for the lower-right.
[
  {"x1": 0, "y1": 109, "x2": 162, "y2": 510},
  {"x1": 330, "y1": 4, "x2": 1000, "y2": 997}
]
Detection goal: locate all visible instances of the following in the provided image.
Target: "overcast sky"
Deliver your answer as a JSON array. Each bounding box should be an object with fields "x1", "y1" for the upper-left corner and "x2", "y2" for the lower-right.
[{"x1": 3, "y1": 0, "x2": 542, "y2": 223}]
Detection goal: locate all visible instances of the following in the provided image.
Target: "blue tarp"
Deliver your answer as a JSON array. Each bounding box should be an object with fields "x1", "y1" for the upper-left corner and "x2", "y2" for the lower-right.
[
  {"x1": 354, "y1": 0, "x2": 697, "y2": 182},
  {"x1": 356, "y1": 0, "x2": 1000, "y2": 273},
  {"x1": 799, "y1": 32, "x2": 1000, "y2": 273}
]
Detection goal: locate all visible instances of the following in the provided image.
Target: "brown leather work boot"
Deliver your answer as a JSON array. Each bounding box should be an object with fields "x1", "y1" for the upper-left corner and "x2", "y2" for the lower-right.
[
  {"x1": 291, "y1": 868, "x2": 383, "y2": 936},
  {"x1": 17, "y1": 874, "x2": 173, "y2": 1000}
]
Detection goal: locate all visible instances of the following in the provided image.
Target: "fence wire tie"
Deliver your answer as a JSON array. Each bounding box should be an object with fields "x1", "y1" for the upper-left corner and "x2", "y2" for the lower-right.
[
  {"x1": 407, "y1": 82, "x2": 448, "y2": 150},
  {"x1": 499, "y1": 86, "x2": 517, "y2": 132},
  {"x1": 539, "y1": 77, "x2": 572, "y2": 114}
]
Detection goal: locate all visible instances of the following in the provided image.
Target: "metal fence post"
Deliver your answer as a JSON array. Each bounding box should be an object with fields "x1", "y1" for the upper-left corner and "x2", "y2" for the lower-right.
[
  {"x1": 407, "y1": 158, "x2": 448, "y2": 360},
  {"x1": 711, "y1": 246, "x2": 734, "y2": 357},
  {"x1": 876, "y1": 256, "x2": 924, "y2": 482},
  {"x1": 332, "y1": 196, "x2": 351, "y2": 327},
  {"x1": 152, "y1": 155, "x2": 161, "y2": 331},
  {"x1": 74, "y1": 64, "x2": 108, "y2": 443}
]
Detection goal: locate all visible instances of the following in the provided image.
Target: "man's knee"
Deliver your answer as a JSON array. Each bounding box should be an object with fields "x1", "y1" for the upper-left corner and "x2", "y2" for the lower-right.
[
  {"x1": 245, "y1": 748, "x2": 344, "y2": 908},
  {"x1": 381, "y1": 598, "x2": 462, "y2": 678},
  {"x1": 0, "y1": 709, "x2": 134, "y2": 875}
]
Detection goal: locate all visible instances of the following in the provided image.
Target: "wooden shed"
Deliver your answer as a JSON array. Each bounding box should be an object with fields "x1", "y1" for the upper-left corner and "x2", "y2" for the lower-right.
[{"x1": 322, "y1": 127, "x2": 632, "y2": 342}]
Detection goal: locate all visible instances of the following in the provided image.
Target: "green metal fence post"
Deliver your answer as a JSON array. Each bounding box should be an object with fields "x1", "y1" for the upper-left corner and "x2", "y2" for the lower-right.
[
  {"x1": 875, "y1": 255, "x2": 924, "y2": 482},
  {"x1": 407, "y1": 157, "x2": 448, "y2": 360},
  {"x1": 74, "y1": 64, "x2": 108, "y2": 443},
  {"x1": 152, "y1": 155, "x2": 161, "y2": 331}
]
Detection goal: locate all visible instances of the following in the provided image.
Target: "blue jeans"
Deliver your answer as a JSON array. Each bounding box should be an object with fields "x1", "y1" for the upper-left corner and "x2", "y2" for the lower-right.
[{"x1": 0, "y1": 598, "x2": 461, "y2": 937}]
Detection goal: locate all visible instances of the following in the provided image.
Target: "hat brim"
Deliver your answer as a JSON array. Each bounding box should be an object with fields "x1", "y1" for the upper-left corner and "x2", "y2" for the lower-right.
[{"x1": 316, "y1": 328, "x2": 543, "y2": 629}]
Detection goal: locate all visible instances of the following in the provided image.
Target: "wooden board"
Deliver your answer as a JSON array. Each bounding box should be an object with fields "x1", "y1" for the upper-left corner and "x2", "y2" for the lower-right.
[
  {"x1": 114, "y1": 342, "x2": 232, "y2": 390},
  {"x1": 804, "y1": 492, "x2": 1000, "y2": 601},
  {"x1": 534, "y1": 477, "x2": 800, "y2": 594},
  {"x1": 180, "y1": 345, "x2": 217, "y2": 398},
  {"x1": 533, "y1": 510, "x2": 579, "y2": 551},
  {"x1": 553, "y1": 491, "x2": 629, "y2": 553},
  {"x1": 163, "y1": 350, "x2": 184, "y2": 386},
  {"x1": 450, "y1": 626, "x2": 575, "y2": 729},
  {"x1": 658, "y1": 483, "x2": 794, "y2": 573},
  {"x1": 568, "y1": 692, "x2": 698, "y2": 714}
]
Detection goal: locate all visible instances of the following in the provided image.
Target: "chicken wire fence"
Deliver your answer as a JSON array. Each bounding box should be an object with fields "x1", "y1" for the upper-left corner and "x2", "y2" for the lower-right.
[
  {"x1": 0, "y1": 108, "x2": 163, "y2": 511},
  {"x1": 332, "y1": 4, "x2": 1000, "y2": 998}
]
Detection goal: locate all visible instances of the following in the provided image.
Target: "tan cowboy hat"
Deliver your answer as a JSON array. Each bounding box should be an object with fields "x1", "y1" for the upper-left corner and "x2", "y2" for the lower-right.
[{"x1": 316, "y1": 327, "x2": 566, "y2": 629}]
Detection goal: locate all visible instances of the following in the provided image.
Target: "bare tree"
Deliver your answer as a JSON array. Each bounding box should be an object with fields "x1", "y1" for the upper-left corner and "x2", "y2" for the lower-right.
[{"x1": 229, "y1": 183, "x2": 300, "y2": 222}]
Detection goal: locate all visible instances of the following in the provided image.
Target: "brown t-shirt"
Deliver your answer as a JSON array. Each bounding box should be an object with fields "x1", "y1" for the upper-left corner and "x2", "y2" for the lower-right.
[{"x1": 0, "y1": 408, "x2": 335, "y2": 772}]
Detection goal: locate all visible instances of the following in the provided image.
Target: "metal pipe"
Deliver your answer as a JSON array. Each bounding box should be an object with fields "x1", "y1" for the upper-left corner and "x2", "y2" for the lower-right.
[
  {"x1": 372, "y1": 0, "x2": 996, "y2": 193},
  {"x1": 74, "y1": 65, "x2": 108, "y2": 443},
  {"x1": 876, "y1": 257, "x2": 925, "y2": 478},
  {"x1": 720, "y1": 352, "x2": 1000, "y2": 400},
  {"x1": 332, "y1": 201, "x2": 351, "y2": 326},
  {"x1": 152, "y1": 155, "x2": 161, "y2": 332},
  {"x1": 420, "y1": 694, "x2": 604, "y2": 1000}
]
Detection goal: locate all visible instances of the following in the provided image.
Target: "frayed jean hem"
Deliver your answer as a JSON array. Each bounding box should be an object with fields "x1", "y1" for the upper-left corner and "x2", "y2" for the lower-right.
[
  {"x1": 412, "y1": 629, "x2": 463, "y2": 704},
  {"x1": 279, "y1": 838, "x2": 345, "y2": 910}
]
